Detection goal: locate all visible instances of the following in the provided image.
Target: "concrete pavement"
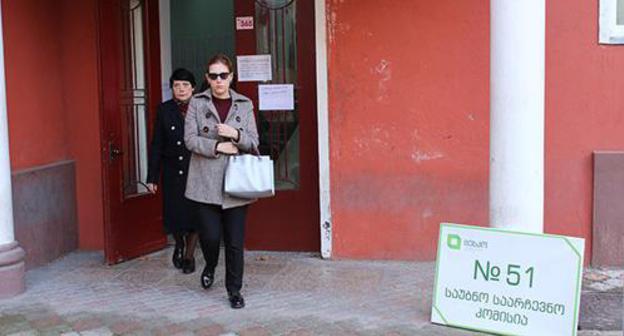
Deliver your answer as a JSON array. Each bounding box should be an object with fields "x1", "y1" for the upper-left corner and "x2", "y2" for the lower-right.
[{"x1": 0, "y1": 247, "x2": 620, "y2": 335}]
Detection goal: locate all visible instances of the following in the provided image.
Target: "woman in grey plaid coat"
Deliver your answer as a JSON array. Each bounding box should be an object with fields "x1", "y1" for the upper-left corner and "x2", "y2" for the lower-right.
[{"x1": 184, "y1": 53, "x2": 259, "y2": 309}]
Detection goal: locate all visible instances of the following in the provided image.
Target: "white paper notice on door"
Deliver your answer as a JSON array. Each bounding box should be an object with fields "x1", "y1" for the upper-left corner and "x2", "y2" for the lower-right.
[
  {"x1": 258, "y1": 84, "x2": 295, "y2": 111},
  {"x1": 236, "y1": 55, "x2": 272, "y2": 82}
]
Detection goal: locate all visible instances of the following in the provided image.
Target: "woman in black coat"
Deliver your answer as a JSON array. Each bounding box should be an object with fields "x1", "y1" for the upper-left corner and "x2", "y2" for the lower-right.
[{"x1": 146, "y1": 68, "x2": 198, "y2": 273}]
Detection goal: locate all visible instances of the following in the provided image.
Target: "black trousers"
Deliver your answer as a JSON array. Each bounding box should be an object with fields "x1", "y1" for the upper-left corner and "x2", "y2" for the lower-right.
[{"x1": 196, "y1": 203, "x2": 248, "y2": 293}]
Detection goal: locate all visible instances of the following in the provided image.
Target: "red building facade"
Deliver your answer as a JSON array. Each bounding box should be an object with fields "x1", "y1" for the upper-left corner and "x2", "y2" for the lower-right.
[{"x1": 0, "y1": 0, "x2": 622, "y2": 297}]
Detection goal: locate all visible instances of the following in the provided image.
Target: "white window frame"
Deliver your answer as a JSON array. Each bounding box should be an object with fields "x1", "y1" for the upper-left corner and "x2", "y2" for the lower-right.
[{"x1": 599, "y1": 0, "x2": 624, "y2": 44}]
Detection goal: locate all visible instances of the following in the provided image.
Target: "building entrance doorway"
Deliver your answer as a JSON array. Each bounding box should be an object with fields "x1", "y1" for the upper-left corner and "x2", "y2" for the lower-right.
[{"x1": 99, "y1": 0, "x2": 319, "y2": 264}]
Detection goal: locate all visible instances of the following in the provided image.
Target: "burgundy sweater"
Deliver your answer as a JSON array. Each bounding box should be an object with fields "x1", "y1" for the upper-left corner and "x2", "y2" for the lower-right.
[{"x1": 212, "y1": 95, "x2": 232, "y2": 122}]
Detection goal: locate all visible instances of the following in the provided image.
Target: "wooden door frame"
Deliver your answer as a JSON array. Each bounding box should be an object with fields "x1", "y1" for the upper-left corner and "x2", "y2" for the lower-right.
[{"x1": 314, "y1": 0, "x2": 331, "y2": 259}]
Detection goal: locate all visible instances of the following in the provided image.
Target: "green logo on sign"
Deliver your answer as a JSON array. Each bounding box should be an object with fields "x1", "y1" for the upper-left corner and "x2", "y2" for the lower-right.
[{"x1": 447, "y1": 234, "x2": 462, "y2": 250}]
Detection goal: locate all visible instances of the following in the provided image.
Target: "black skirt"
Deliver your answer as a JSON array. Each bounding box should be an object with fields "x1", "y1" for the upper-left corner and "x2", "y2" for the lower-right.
[{"x1": 161, "y1": 164, "x2": 196, "y2": 233}]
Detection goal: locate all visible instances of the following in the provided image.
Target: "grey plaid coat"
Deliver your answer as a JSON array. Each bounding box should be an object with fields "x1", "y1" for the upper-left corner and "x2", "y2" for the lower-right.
[{"x1": 184, "y1": 89, "x2": 259, "y2": 209}]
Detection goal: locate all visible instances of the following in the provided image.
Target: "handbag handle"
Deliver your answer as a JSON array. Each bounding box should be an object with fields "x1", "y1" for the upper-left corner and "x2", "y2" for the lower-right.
[
  {"x1": 226, "y1": 136, "x2": 260, "y2": 156},
  {"x1": 249, "y1": 143, "x2": 260, "y2": 156},
  {"x1": 234, "y1": 139, "x2": 260, "y2": 156}
]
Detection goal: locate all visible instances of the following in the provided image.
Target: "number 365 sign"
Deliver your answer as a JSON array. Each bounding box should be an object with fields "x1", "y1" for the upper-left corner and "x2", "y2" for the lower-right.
[{"x1": 431, "y1": 223, "x2": 584, "y2": 336}]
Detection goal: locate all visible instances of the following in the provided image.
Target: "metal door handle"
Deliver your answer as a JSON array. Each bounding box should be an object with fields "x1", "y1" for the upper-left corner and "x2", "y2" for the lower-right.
[{"x1": 109, "y1": 143, "x2": 123, "y2": 160}]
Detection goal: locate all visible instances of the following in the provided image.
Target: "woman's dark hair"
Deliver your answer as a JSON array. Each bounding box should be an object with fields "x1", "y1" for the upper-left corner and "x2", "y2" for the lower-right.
[
  {"x1": 169, "y1": 68, "x2": 196, "y2": 88},
  {"x1": 206, "y1": 53, "x2": 234, "y2": 73}
]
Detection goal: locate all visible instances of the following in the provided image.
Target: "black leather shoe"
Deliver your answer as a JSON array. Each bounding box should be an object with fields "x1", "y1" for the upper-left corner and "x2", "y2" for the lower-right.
[
  {"x1": 200, "y1": 267, "x2": 214, "y2": 289},
  {"x1": 182, "y1": 257, "x2": 195, "y2": 274},
  {"x1": 172, "y1": 247, "x2": 184, "y2": 269},
  {"x1": 228, "y1": 291, "x2": 245, "y2": 309}
]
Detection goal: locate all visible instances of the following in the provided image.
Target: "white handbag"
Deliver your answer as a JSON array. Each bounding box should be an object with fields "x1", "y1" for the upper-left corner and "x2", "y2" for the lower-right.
[{"x1": 224, "y1": 153, "x2": 275, "y2": 199}]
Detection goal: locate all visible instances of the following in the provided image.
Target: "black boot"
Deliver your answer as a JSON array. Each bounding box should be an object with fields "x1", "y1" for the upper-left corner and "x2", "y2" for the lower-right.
[
  {"x1": 200, "y1": 266, "x2": 214, "y2": 289},
  {"x1": 228, "y1": 291, "x2": 245, "y2": 309},
  {"x1": 172, "y1": 246, "x2": 184, "y2": 269},
  {"x1": 172, "y1": 233, "x2": 185, "y2": 269}
]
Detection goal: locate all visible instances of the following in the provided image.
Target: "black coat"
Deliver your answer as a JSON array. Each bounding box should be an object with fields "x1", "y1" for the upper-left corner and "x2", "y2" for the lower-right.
[{"x1": 147, "y1": 99, "x2": 196, "y2": 233}]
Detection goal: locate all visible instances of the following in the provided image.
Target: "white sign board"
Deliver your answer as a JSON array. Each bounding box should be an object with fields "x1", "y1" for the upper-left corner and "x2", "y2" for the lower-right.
[
  {"x1": 236, "y1": 55, "x2": 272, "y2": 82},
  {"x1": 432, "y1": 223, "x2": 584, "y2": 336},
  {"x1": 236, "y1": 16, "x2": 254, "y2": 30},
  {"x1": 259, "y1": 84, "x2": 294, "y2": 111}
]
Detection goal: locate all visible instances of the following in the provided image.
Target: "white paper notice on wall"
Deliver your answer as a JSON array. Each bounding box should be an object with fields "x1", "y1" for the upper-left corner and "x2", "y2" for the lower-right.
[
  {"x1": 236, "y1": 16, "x2": 254, "y2": 30},
  {"x1": 236, "y1": 55, "x2": 272, "y2": 82},
  {"x1": 259, "y1": 84, "x2": 295, "y2": 111}
]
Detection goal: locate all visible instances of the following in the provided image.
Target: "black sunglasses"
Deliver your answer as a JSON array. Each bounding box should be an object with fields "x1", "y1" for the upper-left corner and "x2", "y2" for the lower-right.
[{"x1": 207, "y1": 72, "x2": 231, "y2": 80}]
